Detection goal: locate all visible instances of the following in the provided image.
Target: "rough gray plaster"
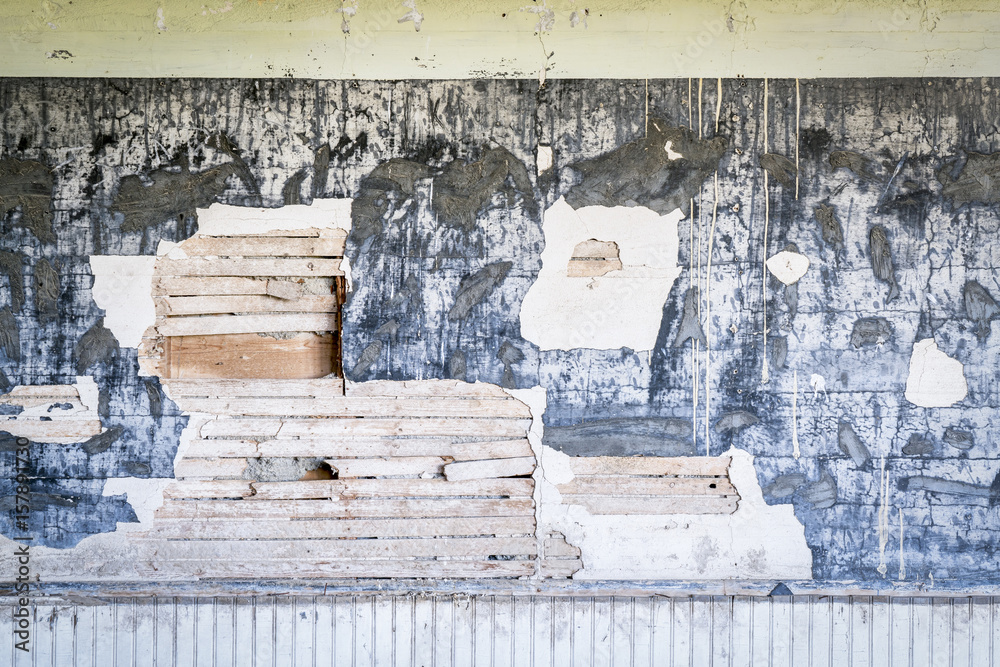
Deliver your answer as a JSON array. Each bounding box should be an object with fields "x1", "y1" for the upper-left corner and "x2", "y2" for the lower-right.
[
  {"x1": 850, "y1": 317, "x2": 894, "y2": 349},
  {"x1": 244, "y1": 457, "x2": 327, "y2": 483},
  {"x1": 447, "y1": 261, "x2": 512, "y2": 322},
  {"x1": 672, "y1": 287, "x2": 707, "y2": 347},
  {"x1": 33, "y1": 257, "x2": 59, "y2": 324},
  {"x1": 759, "y1": 153, "x2": 797, "y2": 188},
  {"x1": 0, "y1": 250, "x2": 24, "y2": 313},
  {"x1": 74, "y1": 319, "x2": 118, "y2": 375},
  {"x1": 868, "y1": 225, "x2": 900, "y2": 303},
  {"x1": 0, "y1": 158, "x2": 54, "y2": 243},
  {"x1": 937, "y1": 152, "x2": 1000, "y2": 206},
  {"x1": 837, "y1": 421, "x2": 872, "y2": 468},
  {"x1": 544, "y1": 417, "x2": 694, "y2": 457},
  {"x1": 565, "y1": 122, "x2": 726, "y2": 216}
]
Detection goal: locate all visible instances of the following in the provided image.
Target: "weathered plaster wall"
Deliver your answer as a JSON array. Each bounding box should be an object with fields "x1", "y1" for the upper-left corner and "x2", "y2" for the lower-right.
[
  {"x1": 0, "y1": 77, "x2": 999, "y2": 590},
  {"x1": 1, "y1": 1, "x2": 999, "y2": 79}
]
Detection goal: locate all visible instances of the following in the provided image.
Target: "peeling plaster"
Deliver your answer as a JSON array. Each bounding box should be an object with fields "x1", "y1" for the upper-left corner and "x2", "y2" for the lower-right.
[
  {"x1": 510, "y1": 384, "x2": 811, "y2": 580},
  {"x1": 193, "y1": 199, "x2": 354, "y2": 290},
  {"x1": 765, "y1": 249, "x2": 810, "y2": 286},
  {"x1": 519, "y1": 198, "x2": 683, "y2": 352},
  {"x1": 904, "y1": 338, "x2": 968, "y2": 408},
  {"x1": 89, "y1": 256, "x2": 157, "y2": 349}
]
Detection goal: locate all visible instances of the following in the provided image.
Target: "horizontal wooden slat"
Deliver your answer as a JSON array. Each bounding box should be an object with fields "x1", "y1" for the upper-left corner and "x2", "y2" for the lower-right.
[
  {"x1": 249, "y1": 477, "x2": 535, "y2": 500},
  {"x1": 153, "y1": 276, "x2": 272, "y2": 296},
  {"x1": 538, "y1": 559, "x2": 583, "y2": 578},
  {"x1": 156, "y1": 257, "x2": 343, "y2": 277},
  {"x1": 176, "y1": 235, "x2": 346, "y2": 257},
  {"x1": 0, "y1": 419, "x2": 103, "y2": 439},
  {"x1": 134, "y1": 559, "x2": 535, "y2": 579},
  {"x1": 182, "y1": 437, "x2": 532, "y2": 460},
  {"x1": 188, "y1": 396, "x2": 531, "y2": 418},
  {"x1": 157, "y1": 295, "x2": 339, "y2": 316},
  {"x1": 345, "y1": 379, "x2": 514, "y2": 399},
  {"x1": 163, "y1": 480, "x2": 255, "y2": 499},
  {"x1": 157, "y1": 312, "x2": 338, "y2": 337},
  {"x1": 0, "y1": 385, "x2": 79, "y2": 400},
  {"x1": 173, "y1": 457, "x2": 248, "y2": 479},
  {"x1": 156, "y1": 497, "x2": 535, "y2": 519},
  {"x1": 568, "y1": 455, "x2": 732, "y2": 477},
  {"x1": 556, "y1": 476, "x2": 736, "y2": 496},
  {"x1": 566, "y1": 258, "x2": 623, "y2": 277},
  {"x1": 149, "y1": 516, "x2": 535, "y2": 539},
  {"x1": 443, "y1": 456, "x2": 535, "y2": 481},
  {"x1": 164, "y1": 333, "x2": 335, "y2": 380},
  {"x1": 141, "y1": 537, "x2": 536, "y2": 560},
  {"x1": 325, "y1": 456, "x2": 451, "y2": 478},
  {"x1": 543, "y1": 537, "x2": 582, "y2": 558},
  {"x1": 164, "y1": 378, "x2": 345, "y2": 398},
  {"x1": 560, "y1": 495, "x2": 738, "y2": 515},
  {"x1": 199, "y1": 417, "x2": 532, "y2": 439}
]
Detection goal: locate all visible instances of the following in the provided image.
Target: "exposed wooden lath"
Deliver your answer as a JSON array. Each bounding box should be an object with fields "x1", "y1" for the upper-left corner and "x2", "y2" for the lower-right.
[{"x1": 140, "y1": 229, "x2": 346, "y2": 380}]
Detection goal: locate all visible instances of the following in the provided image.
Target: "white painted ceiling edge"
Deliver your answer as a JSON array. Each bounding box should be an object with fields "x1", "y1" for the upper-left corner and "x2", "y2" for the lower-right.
[{"x1": 2, "y1": 0, "x2": 998, "y2": 79}]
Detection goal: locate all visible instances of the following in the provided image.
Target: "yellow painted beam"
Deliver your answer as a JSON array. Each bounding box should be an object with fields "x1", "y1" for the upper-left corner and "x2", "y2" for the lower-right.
[{"x1": 1, "y1": 0, "x2": 998, "y2": 78}]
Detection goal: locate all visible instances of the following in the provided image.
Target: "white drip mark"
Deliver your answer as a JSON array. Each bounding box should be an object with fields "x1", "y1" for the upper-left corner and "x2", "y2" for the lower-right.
[
  {"x1": 687, "y1": 78, "x2": 693, "y2": 131},
  {"x1": 705, "y1": 171, "x2": 719, "y2": 457},
  {"x1": 898, "y1": 507, "x2": 906, "y2": 580},
  {"x1": 792, "y1": 369, "x2": 800, "y2": 459},
  {"x1": 698, "y1": 78, "x2": 704, "y2": 139},
  {"x1": 877, "y1": 456, "x2": 890, "y2": 577},
  {"x1": 761, "y1": 78, "x2": 770, "y2": 385},
  {"x1": 795, "y1": 79, "x2": 801, "y2": 200},
  {"x1": 714, "y1": 78, "x2": 722, "y2": 135}
]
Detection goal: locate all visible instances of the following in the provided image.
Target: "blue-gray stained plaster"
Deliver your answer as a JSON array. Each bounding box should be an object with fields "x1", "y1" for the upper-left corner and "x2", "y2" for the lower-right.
[{"x1": 0, "y1": 79, "x2": 997, "y2": 585}]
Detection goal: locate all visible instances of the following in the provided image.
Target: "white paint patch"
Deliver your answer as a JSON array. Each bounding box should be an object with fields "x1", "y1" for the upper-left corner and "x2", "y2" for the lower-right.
[
  {"x1": 809, "y1": 373, "x2": 827, "y2": 398},
  {"x1": 904, "y1": 338, "x2": 968, "y2": 407},
  {"x1": 101, "y1": 478, "x2": 173, "y2": 530},
  {"x1": 519, "y1": 198, "x2": 683, "y2": 351},
  {"x1": 514, "y1": 383, "x2": 812, "y2": 581},
  {"x1": 536, "y1": 145, "x2": 553, "y2": 175},
  {"x1": 194, "y1": 199, "x2": 354, "y2": 290},
  {"x1": 765, "y1": 249, "x2": 810, "y2": 285},
  {"x1": 537, "y1": 445, "x2": 813, "y2": 580},
  {"x1": 74, "y1": 376, "x2": 100, "y2": 412},
  {"x1": 89, "y1": 255, "x2": 157, "y2": 348},
  {"x1": 664, "y1": 140, "x2": 684, "y2": 160},
  {"x1": 155, "y1": 7, "x2": 167, "y2": 31}
]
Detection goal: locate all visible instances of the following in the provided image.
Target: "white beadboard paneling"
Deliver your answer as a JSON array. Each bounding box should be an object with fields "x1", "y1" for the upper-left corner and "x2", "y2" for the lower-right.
[{"x1": 1, "y1": 595, "x2": 998, "y2": 665}]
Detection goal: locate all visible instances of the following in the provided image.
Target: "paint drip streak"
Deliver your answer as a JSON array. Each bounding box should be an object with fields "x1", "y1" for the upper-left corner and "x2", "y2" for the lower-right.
[{"x1": 762, "y1": 78, "x2": 770, "y2": 385}]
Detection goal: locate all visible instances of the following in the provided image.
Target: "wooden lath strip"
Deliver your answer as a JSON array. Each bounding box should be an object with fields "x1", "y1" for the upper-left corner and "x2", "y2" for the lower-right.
[
  {"x1": 164, "y1": 477, "x2": 535, "y2": 500},
  {"x1": 199, "y1": 417, "x2": 532, "y2": 439},
  {"x1": 156, "y1": 497, "x2": 535, "y2": 519},
  {"x1": 164, "y1": 378, "x2": 345, "y2": 397},
  {"x1": 156, "y1": 312, "x2": 338, "y2": 337},
  {"x1": 184, "y1": 396, "x2": 530, "y2": 419},
  {"x1": 153, "y1": 276, "x2": 289, "y2": 297},
  {"x1": 443, "y1": 457, "x2": 535, "y2": 481},
  {"x1": 568, "y1": 455, "x2": 731, "y2": 477},
  {"x1": 560, "y1": 495, "x2": 737, "y2": 515},
  {"x1": 155, "y1": 257, "x2": 343, "y2": 277},
  {"x1": 324, "y1": 456, "x2": 452, "y2": 478},
  {"x1": 135, "y1": 537, "x2": 537, "y2": 560},
  {"x1": 163, "y1": 334, "x2": 336, "y2": 381},
  {"x1": 133, "y1": 559, "x2": 536, "y2": 579},
  {"x1": 174, "y1": 235, "x2": 346, "y2": 258},
  {"x1": 181, "y1": 437, "x2": 532, "y2": 460},
  {"x1": 147, "y1": 516, "x2": 535, "y2": 539},
  {"x1": 344, "y1": 379, "x2": 514, "y2": 399},
  {"x1": 556, "y1": 476, "x2": 736, "y2": 496},
  {"x1": 157, "y1": 295, "x2": 339, "y2": 316}
]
